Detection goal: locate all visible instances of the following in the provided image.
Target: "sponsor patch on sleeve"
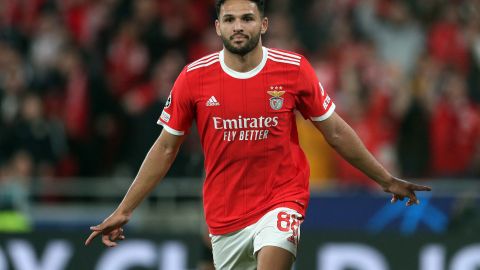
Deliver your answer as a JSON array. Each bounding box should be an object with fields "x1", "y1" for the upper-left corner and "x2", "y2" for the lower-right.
[
  {"x1": 323, "y1": 95, "x2": 331, "y2": 110},
  {"x1": 160, "y1": 111, "x2": 171, "y2": 123}
]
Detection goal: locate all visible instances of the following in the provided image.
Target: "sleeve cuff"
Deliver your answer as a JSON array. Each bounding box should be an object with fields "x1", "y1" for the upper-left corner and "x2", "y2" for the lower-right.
[
  {"x1": 310, "y1": 103, "x2": 336, "y2": 122},
  {"x1": 156, "y1": 120, "x2": 185, "y2": 136}
]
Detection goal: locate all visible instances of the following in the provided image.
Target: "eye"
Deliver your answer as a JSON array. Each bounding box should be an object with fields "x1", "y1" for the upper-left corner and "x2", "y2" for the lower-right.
[
  {"x1": 243, "y1": 16, "x2": 254, "y2": 22},
  {"x1": 224, "y1": 17, "x2": 234, "y2": 23}
]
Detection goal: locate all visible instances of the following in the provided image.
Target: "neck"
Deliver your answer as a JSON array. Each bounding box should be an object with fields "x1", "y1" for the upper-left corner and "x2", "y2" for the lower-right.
[{"x1": 222, "y1": 43, "x2": 264, "y2": 72}]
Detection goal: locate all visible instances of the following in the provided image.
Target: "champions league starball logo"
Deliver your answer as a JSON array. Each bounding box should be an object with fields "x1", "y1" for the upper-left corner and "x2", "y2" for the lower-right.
[
  {"x1": 164, "y1": 93, "x2": 172, "y2": 108},
  {"x1": 268, "y1": 86, "x2": 286, "y2": 110}
]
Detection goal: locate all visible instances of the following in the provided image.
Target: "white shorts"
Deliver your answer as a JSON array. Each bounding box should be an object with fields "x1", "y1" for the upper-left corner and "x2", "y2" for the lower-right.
[{"x1": 210, "y1": 207, "x2": 302, "y2": 270}]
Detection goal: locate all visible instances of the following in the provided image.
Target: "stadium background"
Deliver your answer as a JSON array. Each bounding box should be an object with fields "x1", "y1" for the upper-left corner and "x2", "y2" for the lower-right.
[{"x1": 0, "y1": 0, "x2": 479, "y2": 269}]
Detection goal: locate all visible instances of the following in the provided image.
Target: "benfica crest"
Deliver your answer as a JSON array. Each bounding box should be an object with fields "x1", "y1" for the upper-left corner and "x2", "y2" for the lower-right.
[{"x1": 268, "y1": 86, "x2": 286, "y2": 110}]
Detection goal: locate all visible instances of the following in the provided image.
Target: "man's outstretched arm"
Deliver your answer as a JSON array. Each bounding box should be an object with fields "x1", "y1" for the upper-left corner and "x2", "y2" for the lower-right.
[
  {"x1": 85, "y1": 130, "x2": 184, "y2": 247},
  {"x1": 313, "y1": 112, "x2": 431, "y2": 205}
]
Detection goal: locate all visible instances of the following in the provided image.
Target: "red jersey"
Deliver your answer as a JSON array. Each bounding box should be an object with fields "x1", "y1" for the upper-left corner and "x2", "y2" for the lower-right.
[{"x1": 157, "y1": 47, "x2": 335, "y2": 234}]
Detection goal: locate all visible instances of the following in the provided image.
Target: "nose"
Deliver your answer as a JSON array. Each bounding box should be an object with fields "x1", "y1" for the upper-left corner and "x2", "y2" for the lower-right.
[{"x1": 233, "y1": 19, "x2": 243, "y2": 32}]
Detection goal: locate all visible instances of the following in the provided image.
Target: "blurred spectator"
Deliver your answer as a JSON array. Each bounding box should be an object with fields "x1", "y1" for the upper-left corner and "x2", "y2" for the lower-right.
[
  {"x1": 264, "y1": 13, "x2": 302, "y2": 51},
  {"x1": 188, "y1": 29, "x2": 222, "y2": 62},
  {"x1": 8, "y1": 94, "x2": 66, "y2": 177},
  {"x1": 464, "y1": 6, "x2": 480, "y2": 104},
  {"x1": 0, "y1": 150, "x2": 33, "y2": 232},
  {"x1": 57, "y1": 0, "x2": 113, "y2": 49},
  {"x1": 120, "y1": 50, "x2": 203, "y2": 177},
  {"x1": 0, "y1": 44, "x2": 29, "y2": 166},
  {"x1": 0, "y1": 150, "x2": 33, "y2": 212},
  {"x1": 430, "y1": 71, "x2": 480, "y2": 177},
  {"x1": 0, "y1": 44, "x2": 27, "y2": 127},
  {"x1": 396, "y1": 54, "x2": 439, "y2": 178},
  {"x1": 356, "y1": 0, "x2": 425, "y2": 76},
  {"x1": 29, "y1": 10, "x2": 69, "y2": 75},
  {"x1": 106, "y1": 20, "x2": 149, "y2": 97},
  {"x1": 50, "y1": 46, "x2": 96, "y2": 176},
  {"x1": 427, "y1": 3, "x2": 469, "y2": 74},
  {"x1": 331, "y1": 40, "x2": 401, "y2": 188},
  {"x1": 0, "y1": 0, "x2": 46, "y2": 35}
]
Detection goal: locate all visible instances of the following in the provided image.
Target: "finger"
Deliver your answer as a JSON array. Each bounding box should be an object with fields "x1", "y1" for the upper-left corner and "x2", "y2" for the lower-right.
[
  {"x1": 110, "y1": 228, "x2": 125, "y2": 241},
  {"x1": 102, "y1": 234, "x2": 118, "y2": 247},
  {"x1": 409, "y1": 184, "x2": 432, "y2": 191},
  {"x1": 118, "y1": 228, "x2": 125, "y2": 240},
  {"x1": 85, "y1": 230, "x2": 101, "y2": 246},
  {"x1": 406, "y1": 192, "x2": 419, "y2": 206},
  {"x1": 90, "y1": 224, "x2": 104, "y2": 231},
  {"x1": 406, "y1": 199, "x2": 419, "y2": 206},
  {"x1": 91, "y1": 222, "x2": 117, "y2": 235},
  {"x1": 109, "y1": 229, "x2": 121, "y2": 240}
]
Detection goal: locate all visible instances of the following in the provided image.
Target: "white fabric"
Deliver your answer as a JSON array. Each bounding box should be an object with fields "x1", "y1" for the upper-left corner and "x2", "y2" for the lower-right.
[
  {"x1": 310, "y1": 103, "x2": 336, "y2": 122},
  {"x1": 156, "y1": 120, "x2": 184, "y2": 136},
  {"x1": 219, "y1": 47, "x2": 268, "y2": 79},
  {"x1": 210, "y1": 207, "x2": 302, "y2": 269}
]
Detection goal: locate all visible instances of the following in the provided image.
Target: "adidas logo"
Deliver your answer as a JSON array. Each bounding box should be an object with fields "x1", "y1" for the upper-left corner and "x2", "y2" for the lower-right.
[{"x1": 206, "y1": 96, "x2": 220, "y2": 106}]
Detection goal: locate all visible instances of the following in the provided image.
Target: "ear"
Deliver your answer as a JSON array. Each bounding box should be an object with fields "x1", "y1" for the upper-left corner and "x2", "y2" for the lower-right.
[
  {"x1": 215, "y1": 19, "x2": 221, "y2": 36},
  {"x1": 260, "y1": 17, "x2": 268, "y2": 34}
]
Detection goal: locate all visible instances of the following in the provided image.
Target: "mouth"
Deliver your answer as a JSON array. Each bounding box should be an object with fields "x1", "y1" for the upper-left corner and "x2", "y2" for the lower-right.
[{"x1": 230, "y1": 34, "x2": 248, "y2": 41}]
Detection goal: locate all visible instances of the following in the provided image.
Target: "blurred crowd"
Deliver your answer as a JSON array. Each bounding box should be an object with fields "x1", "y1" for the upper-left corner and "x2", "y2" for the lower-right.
[{"x1": 0, "y1": 0, "x2": 479, "y2": 197}]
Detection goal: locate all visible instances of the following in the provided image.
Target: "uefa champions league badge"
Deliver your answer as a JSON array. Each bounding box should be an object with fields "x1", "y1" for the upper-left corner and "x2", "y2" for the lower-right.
[
  {"x1": 164, "y1": 93, "x2": 172, "y2": 108},
  {"x1": 268, "y1": 86, "x2": 286, "y2": 110}
]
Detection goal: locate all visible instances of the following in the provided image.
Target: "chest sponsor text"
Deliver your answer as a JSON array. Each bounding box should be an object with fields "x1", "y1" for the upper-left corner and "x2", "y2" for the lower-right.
[{"x1": 212, "y1": 116, "x2": 279, "y2": 141}]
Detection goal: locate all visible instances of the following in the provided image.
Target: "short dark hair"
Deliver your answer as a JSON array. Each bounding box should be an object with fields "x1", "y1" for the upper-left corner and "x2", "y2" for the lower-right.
[{"x1": 215, "y1": 0, "x2": 265, "y2": 17}]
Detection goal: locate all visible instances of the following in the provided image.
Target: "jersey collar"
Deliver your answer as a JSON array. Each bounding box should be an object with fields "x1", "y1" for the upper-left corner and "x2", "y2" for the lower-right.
[{"x1": 219, "y1": 47, "x2": 268, "y2": 79}]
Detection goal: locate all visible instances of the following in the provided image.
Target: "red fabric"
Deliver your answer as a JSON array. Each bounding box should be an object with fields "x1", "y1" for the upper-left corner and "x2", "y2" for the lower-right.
[
  {"x1": 64, "y1": 70, "x2": 90, "y2": 140},
  {"x1": 185, "y1": 1, "x2": 210, "y2": 33},
  {"x1": 1, "y1": 1, "x2": 22, "y2": 27},
  {"x1": 1, "y1": 0, "x2": 44, "y2": 32},
  {"x1": 158, "y1": 0, "x2": 177, "y2": 19},
  {"x1": 188, "y1": 44, "x2": 215, "y2": 63},
  {"x1": 42, "y1": 69, "x2": 90, "y2": 141},
  {"x1": 158, "y1": 48, "x2": 335, "y2": 234},
  {"x1": 63, "y1": 3, "x2": 89, "y2": 44},
  {"x1": 428, "y1": 22, "x2": 469, "y2": 73},
  {"x1": 106, "y1": 31, "x2": 148, "y2": 97},
  {"x1": 430, "y1": 101, "x2": 480, "y2": 175},
  {"x1": 124, "y1": 83, "x2": 156, "y2": 113}
]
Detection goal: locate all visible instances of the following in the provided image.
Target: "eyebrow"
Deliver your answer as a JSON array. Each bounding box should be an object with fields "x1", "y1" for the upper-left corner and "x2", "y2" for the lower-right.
[
  {"x1": 222, "y1": 11, "x2": 255, "y2": 18},
  {"x1": 242, "y1": 14, "x2": 255, "y2": 18}
]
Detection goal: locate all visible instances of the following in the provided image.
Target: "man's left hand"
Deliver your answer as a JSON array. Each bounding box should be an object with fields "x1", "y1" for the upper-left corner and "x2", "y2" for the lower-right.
[{"x1": 382, "y1": 177, "x2": 431, "y2": 206}]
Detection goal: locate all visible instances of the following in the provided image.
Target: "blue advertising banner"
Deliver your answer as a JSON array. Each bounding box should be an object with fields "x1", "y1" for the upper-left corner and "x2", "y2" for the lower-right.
[{"x1": 303, "y1": 193, "x2": 479, "y2": 234}]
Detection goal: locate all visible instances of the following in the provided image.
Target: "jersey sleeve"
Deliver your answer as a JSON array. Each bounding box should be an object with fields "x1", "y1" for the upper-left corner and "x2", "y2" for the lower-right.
[
  {"x1": 156, "y1": 68, "x2": 194, "y2": 135},
  {"x1": 295, "y1": 58, "x2": 335, "y2": 121}
]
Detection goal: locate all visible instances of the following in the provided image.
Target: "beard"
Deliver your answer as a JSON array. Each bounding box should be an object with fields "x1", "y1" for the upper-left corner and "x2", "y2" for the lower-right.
[{"x1": 221, "y1": 31, "x2": 261, "y2": 56}]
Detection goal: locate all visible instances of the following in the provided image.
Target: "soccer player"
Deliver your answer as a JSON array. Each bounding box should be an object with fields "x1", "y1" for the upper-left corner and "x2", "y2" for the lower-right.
[{"x1": 85, "y1": 0, "x2": 431, "y2": 269}]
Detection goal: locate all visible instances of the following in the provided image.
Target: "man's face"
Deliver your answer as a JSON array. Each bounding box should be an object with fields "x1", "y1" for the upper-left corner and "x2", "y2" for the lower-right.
[{"x1": 215, "y1": 0, "x2": 268, "y2": 56}]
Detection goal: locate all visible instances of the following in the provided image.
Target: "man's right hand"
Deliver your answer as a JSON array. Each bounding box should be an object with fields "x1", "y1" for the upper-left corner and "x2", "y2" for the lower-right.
[{"x1": 85, "y1": 213, "x2": 130, "y2": 247}]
